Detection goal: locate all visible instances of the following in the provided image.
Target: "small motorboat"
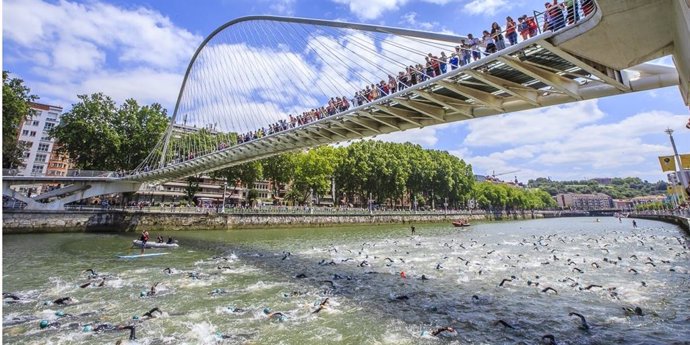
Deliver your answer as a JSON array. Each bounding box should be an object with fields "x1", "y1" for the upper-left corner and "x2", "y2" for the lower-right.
[
  {"x1": 132, "y1": 240, "x2": 179, "y2": 249},
  {"x1": 452, "y1": 220, "x2": 471, "y2": 227}
]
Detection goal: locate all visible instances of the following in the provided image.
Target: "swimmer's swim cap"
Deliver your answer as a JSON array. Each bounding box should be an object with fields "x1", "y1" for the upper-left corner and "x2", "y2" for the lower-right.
[
  {"x1": 39, "y1": 320, "x2": 49, "y2": 329},
  {"x1": 55, "y1": 310, "x2": 64, "y2": 317},
  {"x1": 263, "y1": 307, "x2": 271, "y2": 314},
  {"x1": 82, "y1": 324, "x2": 92, "y2": 332}
]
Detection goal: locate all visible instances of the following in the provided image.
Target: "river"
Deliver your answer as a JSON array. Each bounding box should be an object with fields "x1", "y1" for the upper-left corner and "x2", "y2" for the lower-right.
[{"x1": 3, "y1": 217, "x2": 689, "y2": 344}]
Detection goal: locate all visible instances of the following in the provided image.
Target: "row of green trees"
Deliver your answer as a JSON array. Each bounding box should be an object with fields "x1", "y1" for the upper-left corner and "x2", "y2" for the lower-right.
[
  {"x1": 209, "y1": 140, "x2": 556, "y2": 210},
  {"x1": 528, "y1": 177, "x2": 667, "y2": 199}
]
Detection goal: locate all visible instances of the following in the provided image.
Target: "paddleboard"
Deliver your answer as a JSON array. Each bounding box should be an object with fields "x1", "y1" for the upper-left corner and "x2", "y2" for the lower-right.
[{"x1": 118, "y1": 253, "x2": 170, "y2": 259}]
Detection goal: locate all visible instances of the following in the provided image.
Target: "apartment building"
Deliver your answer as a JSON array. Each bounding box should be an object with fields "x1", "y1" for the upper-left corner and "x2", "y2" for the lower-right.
[
  {"x1": 16, "y1": 102, "x2": 63, "y2": 176},
  {"x1": 555, "y1": 192, "x2": 614, "y2": 210}
]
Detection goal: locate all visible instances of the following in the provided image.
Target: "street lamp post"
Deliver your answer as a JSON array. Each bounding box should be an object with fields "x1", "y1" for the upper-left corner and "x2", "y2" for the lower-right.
[
  {"x1": 222, "y1": 182, "x2": 227, "y2": 213},
  {"x1": 369, "y1": 192, "x2": 373, "y2": 215},
  {"x1": 665, "y1": 128, "x2": 689, "y2": 189}
]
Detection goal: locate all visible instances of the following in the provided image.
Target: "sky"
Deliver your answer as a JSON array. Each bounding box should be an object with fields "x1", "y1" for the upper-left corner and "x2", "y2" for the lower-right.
[{"x1": 3, "y1": 0, "x2": 689, "y2": 183}]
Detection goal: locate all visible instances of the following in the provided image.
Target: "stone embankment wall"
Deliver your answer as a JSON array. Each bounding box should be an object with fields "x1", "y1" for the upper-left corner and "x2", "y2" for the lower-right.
[{"x1": 2, "y1": 210, "x2": 541, "y2": 233}]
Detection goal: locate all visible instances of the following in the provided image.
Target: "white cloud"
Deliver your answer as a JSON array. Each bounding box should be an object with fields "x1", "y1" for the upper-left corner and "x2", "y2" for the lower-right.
[
  {"x1": 268, "y1": 0, "x2": 296, "y2": 15},
  {"x1": 32, "y1": 69, "x2": 185, "y2": 108},
  {"x1": 3, "y1": 0, "x2": 201, "y2": 108},
  {"x1": 52, "y1": 39, "x2": 105, "y2": 71},
  {"x1": 332, "y1": 0, "x2": 409, "y2": 20},
  {"x1": 376, "y1": 126, "x2": 441, "y2": 146},
  {"x1": 332, "y1": 0, "x2": 466, "y2": 20},
  {"x1": 462, "y1": 101, "x2": 604, "y2": 147},
  {"x1": 463, "y1": 0, "x2": 511, "y2": 16},
  {"x1": 400, "y1": 12, "x2": 439, "y2": 30},
  {"x1": 452, "y1": 103, "x2": 688, "y2": 182}
]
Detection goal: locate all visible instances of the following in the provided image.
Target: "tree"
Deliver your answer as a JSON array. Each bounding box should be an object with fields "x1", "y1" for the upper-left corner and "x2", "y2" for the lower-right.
[
  {"x1": 184, "y1": 175, "x2": 201, "y2": 205},
  {"x1": 3, "y1": 71, "x2": 38, "y2": 169},
  {"x1": 113, "y1": 99, "x2": 169, "y2": 169},
  {"x1": 50, "y1": 93, "x2": 169, "y2": 170},
  {"x1": 292, "y1": 146, "x2": 339, "y2": 205},
  {"x1": 261, "y1": 153, "x2": 296, "y2": 197},
  {"x1": 214, "y1": 160, "x2": 264, "y2": 189}
]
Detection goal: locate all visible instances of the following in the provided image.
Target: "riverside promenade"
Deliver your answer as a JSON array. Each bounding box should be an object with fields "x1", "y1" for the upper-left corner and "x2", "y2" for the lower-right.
[
  {"x1": 630, "y1": 210, "x2": 690, "y2": 234},
  {"x1": 2, "y1": 207, "x2": 549, "y2": 233}
]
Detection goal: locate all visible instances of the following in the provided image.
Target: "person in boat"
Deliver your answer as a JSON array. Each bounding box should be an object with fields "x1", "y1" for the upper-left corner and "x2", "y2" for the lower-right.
[
  {"x1": 166, "y1": 237, "x2": 175, "y2": 244},
  {"x1": 454, "y1": 219, "x2": 468, "y2": 226},
  {"x1": 157, "y1": 236, "x2": 164, "y2": 243},
  {"x1": 140, "y1": 230, "x2": 150, "y2": 254}
]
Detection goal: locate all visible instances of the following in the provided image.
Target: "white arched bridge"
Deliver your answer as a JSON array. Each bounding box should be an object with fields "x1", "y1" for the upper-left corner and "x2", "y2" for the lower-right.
[{"x1": 4, "y1": 0, "x2": 690, "y2": 210}]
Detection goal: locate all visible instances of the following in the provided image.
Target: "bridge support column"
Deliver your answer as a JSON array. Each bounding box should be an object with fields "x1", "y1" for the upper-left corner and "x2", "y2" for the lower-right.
[{"x1": 672, "y1": 0, "x2": 690, "y2": 106}]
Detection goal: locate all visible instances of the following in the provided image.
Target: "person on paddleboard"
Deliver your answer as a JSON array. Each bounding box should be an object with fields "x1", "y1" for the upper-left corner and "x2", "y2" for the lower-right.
[{"x1": 140, "y1": 230, "x2": 150, "y2": 254}]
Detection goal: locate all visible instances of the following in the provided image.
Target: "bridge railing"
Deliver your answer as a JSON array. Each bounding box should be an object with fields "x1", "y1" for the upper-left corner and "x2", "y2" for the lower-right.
[{"x1": 631, "y1": 209, "x2": 690, "y2": 218}]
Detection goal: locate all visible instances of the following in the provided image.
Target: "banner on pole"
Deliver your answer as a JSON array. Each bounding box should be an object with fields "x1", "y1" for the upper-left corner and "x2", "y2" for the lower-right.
[
  {"x1": 680, "y1": 154, "x2": 690, "y2": 169},
  {"x1": 658, "y1": 156, "x2": 676, "y2": 172}
]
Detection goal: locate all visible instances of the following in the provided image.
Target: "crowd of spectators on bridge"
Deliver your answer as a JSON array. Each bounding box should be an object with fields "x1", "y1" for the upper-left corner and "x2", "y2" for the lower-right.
[{"x1": 159, "y1": 0, "x2": 594, "y2": 171}]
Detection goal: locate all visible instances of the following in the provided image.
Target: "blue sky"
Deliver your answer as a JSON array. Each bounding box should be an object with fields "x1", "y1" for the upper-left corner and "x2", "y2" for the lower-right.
[{"x1": 3, "y1": 0, "x2": 689, "y2": 183}]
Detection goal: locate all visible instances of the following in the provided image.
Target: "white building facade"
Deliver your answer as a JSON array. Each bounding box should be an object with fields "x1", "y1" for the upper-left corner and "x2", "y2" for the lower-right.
[{"x1": 16, "y1": 102, "x2": 63, "y2": 176}]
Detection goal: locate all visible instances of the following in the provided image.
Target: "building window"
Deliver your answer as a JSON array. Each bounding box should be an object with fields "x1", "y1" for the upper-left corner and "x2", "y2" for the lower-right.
[
  {"x1": 35, "y1": 154, "x2": 47, "y2": 163},
  {"x1": 40, "y1": 135, "x2": 51, "y2": 141},
  {"x1": 31, "y1": 164, "x2": 44, "y2": 174},
  {"x1": 32, "y1": 120, "x2": 40, "y2": 126},
  {"x1": 22, "y1": 130, "x2": 29, "y2": 136},
  {"x1": 37, "y1": 143, "x2": 50, "y2": 152},
  {"x1": 29, "y1": 131, "x2": 37, "y2": 137},
  {"x1": 46, "y1": 117, "x2": 57, "y2": 122},
  {"x1": 44, "y1": 122, "x2": 55, "y2": 130}
]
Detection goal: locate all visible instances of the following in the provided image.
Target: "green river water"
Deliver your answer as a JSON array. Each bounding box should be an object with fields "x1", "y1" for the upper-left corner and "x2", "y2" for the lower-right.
[{"x1": 3, "y1": 217, "x2": 690, "y2": 344}]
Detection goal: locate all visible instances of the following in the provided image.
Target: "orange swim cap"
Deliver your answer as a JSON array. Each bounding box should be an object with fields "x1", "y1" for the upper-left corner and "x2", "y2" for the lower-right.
[{"x1": 400, "y1": 271, "x2": 407, "y2": 278}]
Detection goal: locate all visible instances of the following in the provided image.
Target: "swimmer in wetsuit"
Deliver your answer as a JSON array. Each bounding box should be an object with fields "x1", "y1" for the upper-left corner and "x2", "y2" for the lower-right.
[
  {"x1": 52, "y1": 296, "x2": 76, "y2": 305},
  {"x1": 312, "y1": 298, "x2": 330, "y2": 314},
  {"x1": 145, "y1": 282, "x2": 161, "y2": 297},
  {"x1": 431, "y1": 326, "x2": 456, "y2": 336},
  {"x1": 119, "y1": 325, "x2": 136, "y2": 340},
  {"x1": 142, "y1": 307, "x2": 163, "y2": 319},
  {"x1": 263, "y1": 308, "x2": 286, "y2": 321}
]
